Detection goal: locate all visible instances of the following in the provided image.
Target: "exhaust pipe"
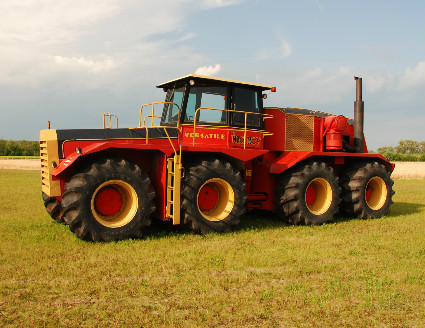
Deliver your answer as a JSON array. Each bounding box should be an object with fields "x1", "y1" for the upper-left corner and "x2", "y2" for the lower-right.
[{"x1": 354, "y1": 76, "x2": 364, "y2": 153}]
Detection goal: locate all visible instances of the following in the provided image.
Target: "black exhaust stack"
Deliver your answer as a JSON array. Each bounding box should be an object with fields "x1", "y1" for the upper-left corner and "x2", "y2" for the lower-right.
[{"x1": 354, "y1": 76, "x2": 364, "y2": 153}]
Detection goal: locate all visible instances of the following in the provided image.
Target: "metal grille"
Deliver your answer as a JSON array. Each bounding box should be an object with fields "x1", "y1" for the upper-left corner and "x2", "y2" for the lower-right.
[
  {"x1": 285, "y1": 114, "x2": 315, "y2": 151},
  {"x1": 39, "y1": 140, "x2": 50, "y2": 191},
  {"x1": 39, "y1": 131, "x2": 61, "y2": 197}
]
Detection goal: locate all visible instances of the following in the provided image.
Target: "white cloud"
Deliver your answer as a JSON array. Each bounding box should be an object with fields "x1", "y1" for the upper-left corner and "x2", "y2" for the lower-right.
[
  {"x1": 201, "y1": 0, "x2": 244, "y2": 9},
  {"x1": 195, "y1": 64, "x2": 222, "y2": 76},
  {"x1": 0, "y1": 0, "x2": 122, "y2": 44},
  {"x1": 362, "y1": 71, "x2": 395, "y2": 93},
  {"x1": 275, "y1": 66, "x2": 356, "y2": 107},
  {"x1": 255, "y1": 40, "x2": 291, "y2": 61},
  {"x1": 53, "y1": 56, "x2": 117, "y2": 74},
  {"x1": 399, "y1": 60, "x2": 425, "y2": 89},
  {"x1": 281, "y1": 41, "x2": 292, "y2": 58},
  {"x1": 312, "y1": 0, "x2": 325, "y2": 12},
  {"x1": 0, "y1": 0, "x2": 220, "y2": 89}
]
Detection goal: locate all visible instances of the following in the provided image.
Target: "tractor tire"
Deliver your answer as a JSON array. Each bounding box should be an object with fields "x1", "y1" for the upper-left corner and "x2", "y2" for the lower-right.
[
  {"x1": 42, "y1": 192, "x2": 65, "y2": 224},
  {"x1": 340, "y1": 161, "x2": 394, "y2": 219},
  {"x1": 61, "y1": 157, "x2": 155, "y2": 242},
  {"x1": 276, "y1": 161, "x2": 341, "y2": 225},
  {"x1": 181, "y1": 158, "x2": 247, "y2": 234}
]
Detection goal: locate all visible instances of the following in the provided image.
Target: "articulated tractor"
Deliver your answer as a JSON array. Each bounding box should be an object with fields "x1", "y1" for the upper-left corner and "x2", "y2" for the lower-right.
[{"x1": 40, "y1": 74, "x2": 394, "y2": 241}]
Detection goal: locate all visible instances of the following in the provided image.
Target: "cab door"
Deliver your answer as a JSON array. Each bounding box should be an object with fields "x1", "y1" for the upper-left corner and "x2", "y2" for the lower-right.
[{"x1": 230, "y1": 87, "x2": 263, "y2": 129}]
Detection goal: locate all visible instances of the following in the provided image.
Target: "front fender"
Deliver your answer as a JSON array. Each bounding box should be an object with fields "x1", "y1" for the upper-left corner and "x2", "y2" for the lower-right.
[{"x1": 52, "y1": 141, "x2": 176, "y2": 179}]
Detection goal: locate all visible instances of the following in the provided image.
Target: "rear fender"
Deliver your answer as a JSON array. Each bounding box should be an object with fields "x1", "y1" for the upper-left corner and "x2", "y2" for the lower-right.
[{"x1": 270, "y1": 151, "x2": 395, "y2": 174}]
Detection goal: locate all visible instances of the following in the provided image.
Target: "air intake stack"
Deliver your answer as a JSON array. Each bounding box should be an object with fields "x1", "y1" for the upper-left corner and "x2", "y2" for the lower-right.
[{"x1": 354, "y1": 76, "x2": 364, "y2": 153}]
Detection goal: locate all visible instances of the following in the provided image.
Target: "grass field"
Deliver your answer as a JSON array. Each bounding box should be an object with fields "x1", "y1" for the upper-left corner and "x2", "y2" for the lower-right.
[
  {"x1": 0, "y1": 170, "x2": 424, "y2": 327},
  {"x1": 0, "y1": 156, "x2": 39, "y2": 159}
]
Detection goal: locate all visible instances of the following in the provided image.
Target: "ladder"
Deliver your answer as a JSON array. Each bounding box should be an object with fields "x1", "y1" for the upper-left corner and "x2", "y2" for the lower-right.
[{"x1": 166, "y1": 153, "x2": 182, "y2": 225}]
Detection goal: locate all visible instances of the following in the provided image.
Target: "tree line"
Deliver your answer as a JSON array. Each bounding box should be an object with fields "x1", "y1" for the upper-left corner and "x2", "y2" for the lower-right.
[
  {"x1": 0, "y1": 140, "x2": 39, "y2": 156},
  {"x1": 377, "y1": 140, "x2": 425, "y2": 162}
]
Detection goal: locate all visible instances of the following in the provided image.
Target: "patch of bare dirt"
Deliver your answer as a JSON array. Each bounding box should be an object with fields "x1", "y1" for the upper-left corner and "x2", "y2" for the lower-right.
[
  {"x1": 391, "y1": 162, "x2": 425, "y2": 180},
  {"x1": 0, "y1": 159, "x2": 41, "y2": 170}
]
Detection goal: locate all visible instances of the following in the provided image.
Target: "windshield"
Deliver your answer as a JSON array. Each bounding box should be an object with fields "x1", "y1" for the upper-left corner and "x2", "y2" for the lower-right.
[{"x1": 186, "y1": 86, "x2": 227, "y2": 123}]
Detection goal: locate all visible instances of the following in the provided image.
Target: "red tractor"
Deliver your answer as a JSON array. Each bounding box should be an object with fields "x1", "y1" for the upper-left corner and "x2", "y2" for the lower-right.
[{"x1": 40, "y1": 74, "x2": 394, "y2": 241}]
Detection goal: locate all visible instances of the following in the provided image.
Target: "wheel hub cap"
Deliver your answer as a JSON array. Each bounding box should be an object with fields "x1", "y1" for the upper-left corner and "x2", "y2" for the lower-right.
[
  {"x1": 197, "y1": 178, "x2": 234, "y2": 222},
  {"x1": 198, "y1": 185, "x2": 219, "y2": 212},
  {"x1": 94, "y1": 187, "x2": 123, "y2": 216}
]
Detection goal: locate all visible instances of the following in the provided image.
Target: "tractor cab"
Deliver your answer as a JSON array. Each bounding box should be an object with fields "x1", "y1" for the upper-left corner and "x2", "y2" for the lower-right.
[{"x1": 158, "y1": 74, "x2": 273, "y2": 129}]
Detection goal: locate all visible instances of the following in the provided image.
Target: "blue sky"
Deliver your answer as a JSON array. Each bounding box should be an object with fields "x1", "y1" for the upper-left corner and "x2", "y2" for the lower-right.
[{"x1": 0, "y1": 0, "x2": 424, "y2": 150}]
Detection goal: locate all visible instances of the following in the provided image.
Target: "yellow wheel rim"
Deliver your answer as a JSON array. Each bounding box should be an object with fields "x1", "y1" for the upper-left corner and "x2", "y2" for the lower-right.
[
  {"x1": 197, "y1": 178, "x2": 234, "y2": 222},
  {"x1": 305, "y1": 178, "x2": 332, "y2": 215},
  {"x1": 365, "y1": 177, "x2": 387, "y2": 210},
  {"x1": 91, "y1": 180, "x2": 138, "y2": 228}
]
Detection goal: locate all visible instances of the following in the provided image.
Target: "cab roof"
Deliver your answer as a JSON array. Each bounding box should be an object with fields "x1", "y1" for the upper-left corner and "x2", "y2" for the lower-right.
[{"x1": 156, "y1": 74, "x2": 273, "y2": 91}]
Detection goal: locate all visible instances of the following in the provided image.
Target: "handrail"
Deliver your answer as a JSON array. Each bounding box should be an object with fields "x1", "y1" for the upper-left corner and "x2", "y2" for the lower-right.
[
  {"x1": 134, "y1": 101, "x2": 182, "y2": 151},
  {"x1": 102, "y1": 113, "x2": 119, "y2": 129},
  {"x1": 193, "y1": 107, "x2": 273, "y2": 148},
  {"x1": 139, "y1": 102, "x2": 181, "y2": 128},
  {"x1": 143, "y1": 115, "x2": 163, "y2": 127}
]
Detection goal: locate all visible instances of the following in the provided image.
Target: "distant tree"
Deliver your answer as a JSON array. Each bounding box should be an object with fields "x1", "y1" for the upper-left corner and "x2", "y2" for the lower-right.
[
  {"x1": 0, "y1": 139, "x2": 39, "y2": 156},
  {"x1": 420, "y1": 141, "x2": 425, "y2": 154},
  {"x1": 377, "y1": 146, "x2": 395, "y2": 154},
  {"x1": 377, "y1": 140, "x2": 425, "y2": 161},
  {"x1": 395, "y1": 140, "x2": 423, "y2": 154},
  {"x1": 20, "y1": 140, "x2": 39, "y2": 156},
  {"x1": 4, "y1": 141, "x2": 23, "y2": 156},
  {"x1": 0, "y1": 139, "x2": 6, "y2": 155}
]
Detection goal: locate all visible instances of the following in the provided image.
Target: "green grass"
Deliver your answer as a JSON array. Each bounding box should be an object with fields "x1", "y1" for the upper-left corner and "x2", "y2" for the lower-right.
[
  {"x1": 0, "y1": 156, "x2": 39, "y2": 159},
  {"x1": 1, "y1": 170, "x2": 424, "y2": 327}
]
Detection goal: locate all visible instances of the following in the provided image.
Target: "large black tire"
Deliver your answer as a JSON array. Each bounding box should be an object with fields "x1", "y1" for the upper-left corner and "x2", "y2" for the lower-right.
[
  {"x1": 340, "y1": 161, "x2": 394, "y2": 219},
  {"x1": 276, "y1": 161, "x2": 341, "y2": 225},
  {"x1": 61, "y1": 157, "x2": 155, "y2": 242},
  {"x1": 42, "y1": 192, "x2": 65, "y2": 224},
  {"x1": 181, "y1": 158, "x2": 247, "y2": 234}
]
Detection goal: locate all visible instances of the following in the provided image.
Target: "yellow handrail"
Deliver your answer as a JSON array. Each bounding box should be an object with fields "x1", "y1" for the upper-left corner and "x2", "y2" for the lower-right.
[
  {"x1": 139, "y1": 102, "x2": 181, "y2": 128},
  {"x1": 143, "y1": 115, "x2": 163, "y2": 127},
  {"x1": 102, "y1": 113, "x2": 118, "y2": 129},
  {"x1": 193, "y1": 107, "x2": 273, "y2": 148}
]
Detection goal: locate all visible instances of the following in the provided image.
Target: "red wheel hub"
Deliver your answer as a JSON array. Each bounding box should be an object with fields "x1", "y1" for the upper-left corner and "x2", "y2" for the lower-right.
[
  {"x1": 198, "y1": 185, "x2": 219, "y2": 212},
  {"x1": 95, "y1": 187, "x2": 123, "y2": 216},
  {"x1": 306, "y1": 184, "x2": 317, "y2": 207},
  {"x1": 365, "y1": 185, "x2": 372, "y2": 202}
]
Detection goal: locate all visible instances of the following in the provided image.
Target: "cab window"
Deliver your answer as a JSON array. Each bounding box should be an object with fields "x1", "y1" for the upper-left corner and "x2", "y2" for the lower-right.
[{"x1": 185, "y1": 86, "x2": 227, "y2": 123}]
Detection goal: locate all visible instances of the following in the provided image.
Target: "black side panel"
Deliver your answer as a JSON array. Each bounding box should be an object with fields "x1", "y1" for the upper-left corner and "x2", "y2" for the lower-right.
[{"x1": 56, "y1": 128, "x2": 178, "y2": 158}]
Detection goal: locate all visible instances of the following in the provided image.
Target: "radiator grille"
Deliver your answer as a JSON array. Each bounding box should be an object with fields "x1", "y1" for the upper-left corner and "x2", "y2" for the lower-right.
[
  {"x1": 285, "y1": 114, "x2": 315, "y2": 151},
  {"x1": 39, "y1": 130, "x2": 61, "y2": 197},
  {"x1": 40, "y1": 140, "x2": 49, "y2": 190}
]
